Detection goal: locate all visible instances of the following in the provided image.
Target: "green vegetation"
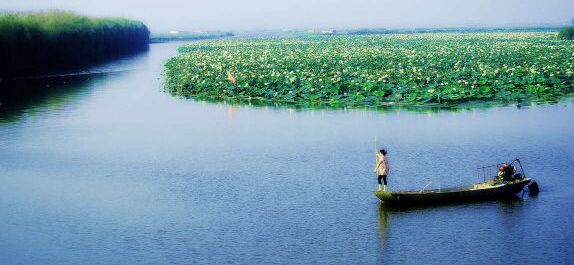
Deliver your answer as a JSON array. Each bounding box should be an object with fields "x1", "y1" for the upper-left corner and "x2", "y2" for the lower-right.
[
  {"x1": 558, "y1": 18, "x2": 574, "y2": 40},
  {"x1": 164, "y1": 32, "x2": 574, "y2": 107},
  {"x1": 151, "y1": 32, "x2": 233, "y2": 43},
  {"x1": 0, "y1": 11, "x2": 149, "y2": 80},
  {"x1": 559, "y1": 28, "x2": 574, "y2": 40}
]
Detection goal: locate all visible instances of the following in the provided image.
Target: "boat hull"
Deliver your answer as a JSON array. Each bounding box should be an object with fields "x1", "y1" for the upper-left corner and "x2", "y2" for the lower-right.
[{"x1": 374, "y1": 178, "x2": 532, "y2": 205}]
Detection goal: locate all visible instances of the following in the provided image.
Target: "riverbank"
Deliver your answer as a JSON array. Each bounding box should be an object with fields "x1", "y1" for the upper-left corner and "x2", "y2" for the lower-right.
[
  {"x1": 164, "y1": 32, "x2": 574, "y2": 107},
  {"x1": 0, "y1": 11, "x2": 149, "y2": 81},
  {"x1": 150, "y1": 32, "x2": 233, "y2": 43}
]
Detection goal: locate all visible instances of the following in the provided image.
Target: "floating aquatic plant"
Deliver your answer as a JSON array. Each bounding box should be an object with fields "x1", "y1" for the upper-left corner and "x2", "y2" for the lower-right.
[{"x1": 164, "y1": 32, "x2": 574, "y2": 107}]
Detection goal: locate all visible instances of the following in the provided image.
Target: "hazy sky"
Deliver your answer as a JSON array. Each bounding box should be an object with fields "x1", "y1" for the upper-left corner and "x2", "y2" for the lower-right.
[{"x1": 1, "y1": 0, "x2": 573, "y2": 33}]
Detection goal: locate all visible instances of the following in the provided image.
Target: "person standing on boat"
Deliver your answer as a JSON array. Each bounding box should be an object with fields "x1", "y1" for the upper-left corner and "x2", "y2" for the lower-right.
[{"x1": 374, "y1": 149, "x2": 390, "y2": 191}]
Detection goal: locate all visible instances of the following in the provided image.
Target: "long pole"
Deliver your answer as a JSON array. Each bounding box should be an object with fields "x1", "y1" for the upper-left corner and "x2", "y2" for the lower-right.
[
  {"x1": 374, "y1": 137, "x2": 378, "y2": 179},
  {"x1": 374, "y1": 136, "x2": 378, "y2": 160},
  {"x1": 375, "y1": 136, "x2": 379, "y2": 167}
]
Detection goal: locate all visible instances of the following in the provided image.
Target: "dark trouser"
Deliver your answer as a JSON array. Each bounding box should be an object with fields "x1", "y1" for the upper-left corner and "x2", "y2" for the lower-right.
[{"x1": 378, "y1": 175, "x2": 387, "y2": 185}]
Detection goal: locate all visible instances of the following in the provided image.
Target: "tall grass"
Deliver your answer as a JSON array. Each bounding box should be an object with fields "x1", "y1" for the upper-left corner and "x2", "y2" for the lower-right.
[{"x1": 0, "y1": 11, "x2": 150, "y2": 79}]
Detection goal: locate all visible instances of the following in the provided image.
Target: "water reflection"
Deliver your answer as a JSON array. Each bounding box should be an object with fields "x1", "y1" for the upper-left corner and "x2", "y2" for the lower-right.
[
  {"x1": 167, "y1": 88, "x2": 573, "y2": 114},
  {"x1": 378, "y1": 196, "x2": 525, "y2": 213},
  {"x1": 496, "y1": 196, "x2": 527, "y2": 215},
  {"x1": 227, "y1": 105, "x2": 237, "y2": 121},
  {"x1": 0, "y1": 75, "x2": 97, "y2": 123},
  {"x1": 377, "y1": 203, "x2": 391, "y2": 250},
  {"x1": 0, "y1": 47, "x2": 149, "y2": 125},
  {"x1": 376, "y1": 196, "x2": 527, "y2": 249}
]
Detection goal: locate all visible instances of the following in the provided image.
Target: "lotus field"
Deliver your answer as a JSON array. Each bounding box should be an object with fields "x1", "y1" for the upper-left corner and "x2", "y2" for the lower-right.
[{"x1": 164, "y1": 32, "x2": 574, "y2": 106}]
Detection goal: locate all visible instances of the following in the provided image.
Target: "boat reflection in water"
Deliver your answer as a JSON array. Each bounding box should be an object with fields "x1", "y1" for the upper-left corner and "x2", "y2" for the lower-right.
[{"x1": 376, "y1": 195, "x2": 530, "y2": 251}]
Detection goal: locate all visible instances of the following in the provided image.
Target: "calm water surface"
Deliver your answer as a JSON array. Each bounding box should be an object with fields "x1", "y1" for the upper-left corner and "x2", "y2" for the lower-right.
[{"x1": 1, "y1": 43, "x2": 573, "y2": 264}]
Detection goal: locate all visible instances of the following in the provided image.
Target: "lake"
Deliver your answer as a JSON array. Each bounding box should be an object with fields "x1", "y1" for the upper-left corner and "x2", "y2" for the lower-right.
[{"x1": 1, "y1": 42, "x2": 573, "y2": 264}]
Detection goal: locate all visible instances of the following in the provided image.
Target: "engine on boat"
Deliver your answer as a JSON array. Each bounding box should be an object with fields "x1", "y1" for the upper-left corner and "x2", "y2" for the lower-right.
[{"x1": 497, "y1": 164, "x2": 524, "y2": 182}]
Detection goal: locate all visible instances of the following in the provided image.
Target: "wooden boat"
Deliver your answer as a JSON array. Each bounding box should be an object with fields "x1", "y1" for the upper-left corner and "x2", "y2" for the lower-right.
[{"x1": 374, "y1": 178, "x2": 533, "y2": 205}]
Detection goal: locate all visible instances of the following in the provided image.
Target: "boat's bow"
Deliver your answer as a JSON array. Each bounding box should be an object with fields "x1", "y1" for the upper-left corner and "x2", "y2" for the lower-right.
[{"x1": 374, "y1": 190, "x2": 394, "y2": 202}]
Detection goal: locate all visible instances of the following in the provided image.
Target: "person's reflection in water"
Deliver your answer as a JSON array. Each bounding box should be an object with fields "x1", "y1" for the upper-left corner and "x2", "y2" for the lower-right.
[{"x1": 377, "y1": 203, "x2": 391, "y2": 250}]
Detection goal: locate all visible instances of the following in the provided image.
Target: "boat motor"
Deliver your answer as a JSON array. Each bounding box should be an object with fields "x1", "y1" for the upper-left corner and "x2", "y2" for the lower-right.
[{"x1": 527, "y1": 181, "x2": 539, "y2": 196}]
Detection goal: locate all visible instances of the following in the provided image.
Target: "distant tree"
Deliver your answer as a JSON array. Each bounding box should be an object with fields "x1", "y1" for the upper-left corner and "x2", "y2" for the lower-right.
[
  {"x1": 558, "y1": 27, "x2": 574, "y2": 40},
  {"x1": 558, "y1": 17, "x2": 574, "y2": 40}
]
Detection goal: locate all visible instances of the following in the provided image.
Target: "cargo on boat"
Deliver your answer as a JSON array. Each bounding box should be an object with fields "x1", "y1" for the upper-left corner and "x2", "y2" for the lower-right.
[{"x1": 374, "y1": 159, "x2": 538, "y2": 205}]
